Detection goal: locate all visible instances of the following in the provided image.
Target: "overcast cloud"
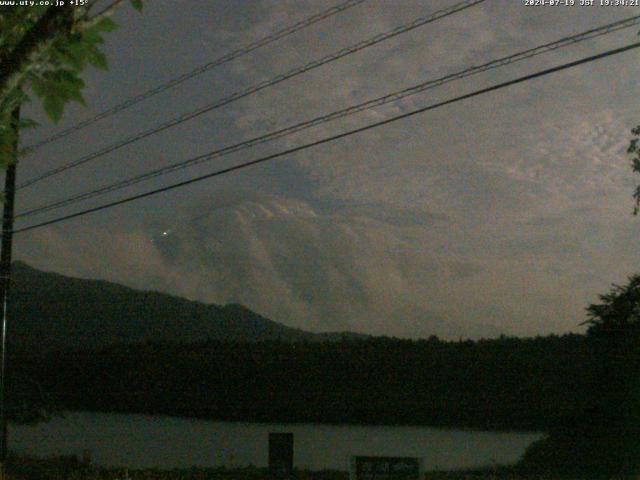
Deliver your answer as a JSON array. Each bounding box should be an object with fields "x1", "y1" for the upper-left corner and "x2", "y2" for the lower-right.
[{"x1": 10, "y1": 0, "x2": 640, "y2": 338}]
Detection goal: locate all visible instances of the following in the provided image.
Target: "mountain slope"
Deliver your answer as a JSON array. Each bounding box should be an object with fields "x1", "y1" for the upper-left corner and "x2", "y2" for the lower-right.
[
  {"x1": 19, "y1": 194, "x2": 503, "y2": 339},
  {"x1": 8, "y1": 261, "x2": 323, "y2": 350}
]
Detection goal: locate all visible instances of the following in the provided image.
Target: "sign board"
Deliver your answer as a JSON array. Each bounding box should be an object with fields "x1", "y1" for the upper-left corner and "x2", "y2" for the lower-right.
[
  {"x1": 268, "y1": 432, "x2": 293, "y2": 478},
  {"x1": 350, "y1": 456, "x2": 422, "y2": 480}
]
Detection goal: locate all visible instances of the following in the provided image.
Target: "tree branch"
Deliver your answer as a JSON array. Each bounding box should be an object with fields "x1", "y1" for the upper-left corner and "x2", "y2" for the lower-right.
[
  {"x1": 86, "y1": 0, "x2": 126, "y2": 23},
  {"x1": 0, "y1": 7, "x2": 74, "y2": 105}
]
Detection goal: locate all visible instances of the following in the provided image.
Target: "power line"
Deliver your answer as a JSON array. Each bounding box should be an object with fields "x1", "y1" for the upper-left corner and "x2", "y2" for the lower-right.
[
  {"x1": 17, "y1": 0, "x2": 485, "y2": 190},
  {"x1": 16, "y1": 13, "x2": 640, "y2": 220},
  {"x1": 13, "y1": 41, "x2": 640, "y2": 235},
  {"x1": 23, "y1": 0, "x2": 368, "y2": 152}
]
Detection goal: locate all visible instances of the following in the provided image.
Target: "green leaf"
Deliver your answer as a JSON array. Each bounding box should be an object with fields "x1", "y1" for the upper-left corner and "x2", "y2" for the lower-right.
[
  {"x1": 80, "y1": 28, "x2": 105, "y2": 46},
  {"x1": 42, "y1": 95, "x2": 65, "y2": 123},
  {"x1": 29, "y1": 68, "x2": 89, "y2": 121},
  {"x1": 86, "y1": 47, "x2": 108, "y2": 70},
  {"x1": 68, "y1": 88, "x2": 87, "y2": 107},
  {"x1": 53, "y1": 42, "x2": 87, "y2": 70},
  {"x1": 94, "y1": 17, "x2": 119, "y2": 32},
  {"x1": 0, "y1": 2, "x2": 134, "y2": 135},
  {"x1": 30, "y1": 77, "x2": 48, "y2": 99}
]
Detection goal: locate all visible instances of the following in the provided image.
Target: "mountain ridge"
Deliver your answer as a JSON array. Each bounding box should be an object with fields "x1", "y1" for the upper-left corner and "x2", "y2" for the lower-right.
[{"x1": 7, "y1": 261, "x2": 369, "y2": 350}]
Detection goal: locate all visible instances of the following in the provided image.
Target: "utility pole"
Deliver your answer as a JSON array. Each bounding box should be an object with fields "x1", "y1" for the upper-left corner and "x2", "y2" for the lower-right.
[{"x1": 0, "y1": 107, "x2": 20, "y2": 480}]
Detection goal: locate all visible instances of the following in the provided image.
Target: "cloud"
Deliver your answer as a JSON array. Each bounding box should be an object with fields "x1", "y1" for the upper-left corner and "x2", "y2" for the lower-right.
[
  {"x1": 15, "y1": 192, "x2": 501, "y2": 339},
  {"x1": 14, "y1": 0, "x2": 640, "y2": 340}
]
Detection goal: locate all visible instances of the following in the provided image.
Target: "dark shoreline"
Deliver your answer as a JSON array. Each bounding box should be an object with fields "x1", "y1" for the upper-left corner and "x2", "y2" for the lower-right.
[
  {"x1": 49, "y1": 409, "x2": 544, "y2": 435},
  {"x1": 9, "y1": 334, "x2": 589, "y2": 433},
  {"x1": 4, "y1": 454, "x2": 559, "y2": 480}
]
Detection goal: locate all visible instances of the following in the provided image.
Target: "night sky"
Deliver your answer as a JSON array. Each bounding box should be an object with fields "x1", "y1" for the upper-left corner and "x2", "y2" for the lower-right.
[{"x1": 10, "y1": 0, "x2": 640, "y2": 339}]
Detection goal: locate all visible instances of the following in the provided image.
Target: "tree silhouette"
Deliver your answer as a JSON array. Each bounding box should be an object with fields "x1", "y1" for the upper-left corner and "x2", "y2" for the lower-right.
[
  {"x1": 583, "y1": 274, "x2": 640, "y2": 337},
  {"x1": 582, "y1": 276, "x2": 640, "y2": 440},
  {"x1": 520, "y1": 276, "x2": 640, "y2": 478},
  {"x1": 0, "y1": 1, "x2": 144, "y2": 166}
]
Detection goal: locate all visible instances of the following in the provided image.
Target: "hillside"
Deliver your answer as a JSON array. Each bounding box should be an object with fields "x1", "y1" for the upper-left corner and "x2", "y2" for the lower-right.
[{"x1": 8, "y1": 261, "x2": 359, "y2": 350}]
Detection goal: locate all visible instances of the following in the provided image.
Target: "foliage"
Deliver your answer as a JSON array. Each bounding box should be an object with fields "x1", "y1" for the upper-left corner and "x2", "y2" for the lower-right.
[
  {"x1": 5, "y1": 454, "x2": 349, "y2": 480},
  {"x1": 9, "y1": 265, "x2": 640, "y2": 475},
  {"x1": 518, "y1": 433, "x2": 640, "y2": 479},
  {"x1": 0, "y1": 1, "x2": 144, "y2": 167},
  {"x1": 520, "y1": 276, "x2": 640, "y2": 478},
  {"x1": 11, "y1": 334, "x2": 590, "y2": 432},
  {"x1": 628, "y1": 126, "x2": 640, "y2": 214},
  {"x1": 583, "y1": 276, "x2": 640, "y2": 443},
  {"x1": 582, "y1": 274, "x2": 640, "y2": 337}
]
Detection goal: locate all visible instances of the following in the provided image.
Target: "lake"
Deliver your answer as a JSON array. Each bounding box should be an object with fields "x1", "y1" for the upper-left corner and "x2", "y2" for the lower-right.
[{"x1": 8, "y1": 412, "x2": 542, "y2": 471}]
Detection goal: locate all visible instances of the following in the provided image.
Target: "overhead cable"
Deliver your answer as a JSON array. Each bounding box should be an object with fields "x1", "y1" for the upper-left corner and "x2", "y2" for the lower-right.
[{"x1": 14, "y1": 41, "x2": 640, "y2": 234}]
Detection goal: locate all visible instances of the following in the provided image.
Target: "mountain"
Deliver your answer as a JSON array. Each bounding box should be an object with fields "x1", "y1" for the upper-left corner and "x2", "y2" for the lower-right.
[
  {"x1": 20, "y1": 194, "x2": 504, "y2": 340},
  {"x1": 8, "y1": 261, "x2": 356, "y2": 351}
]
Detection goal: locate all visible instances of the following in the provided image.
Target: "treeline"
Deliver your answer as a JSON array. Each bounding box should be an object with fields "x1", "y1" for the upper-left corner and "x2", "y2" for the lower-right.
[{"x1": 7, "y1": 333, "x2": 595, "y2": 432}]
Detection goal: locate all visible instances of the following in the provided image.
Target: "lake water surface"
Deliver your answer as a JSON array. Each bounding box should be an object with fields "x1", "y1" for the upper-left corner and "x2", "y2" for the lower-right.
[{"x1": 8, "y1": 412, "x2": 542, "y2": 471}]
